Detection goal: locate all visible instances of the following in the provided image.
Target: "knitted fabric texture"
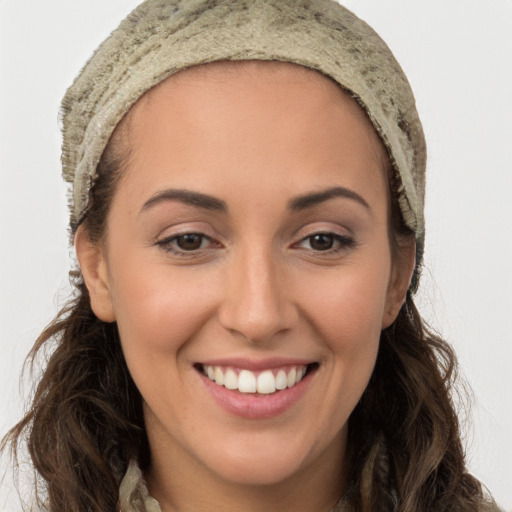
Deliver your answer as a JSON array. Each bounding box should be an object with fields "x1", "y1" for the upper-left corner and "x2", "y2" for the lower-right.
[
  {"x1": 119, "y1": 460, "x2": 162, "y2": 512},
  {"x1": 61, "y1": 0, "x2": 426, "y2": 265}
]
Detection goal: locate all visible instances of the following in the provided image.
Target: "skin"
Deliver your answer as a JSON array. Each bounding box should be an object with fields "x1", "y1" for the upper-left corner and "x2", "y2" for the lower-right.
[{"x1": 76, "y1": 62, "x2": 415, "y2": 512}]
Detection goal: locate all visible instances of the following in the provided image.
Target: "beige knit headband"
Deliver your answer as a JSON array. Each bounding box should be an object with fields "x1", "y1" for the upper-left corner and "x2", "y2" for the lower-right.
[{"x1": 61, "y1": 0, "x2": 426, "y2": 267}]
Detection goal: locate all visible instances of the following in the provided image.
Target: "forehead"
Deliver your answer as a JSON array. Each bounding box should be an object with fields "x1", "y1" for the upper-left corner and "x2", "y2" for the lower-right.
[
  {"x1": 124, "y1": 60, "x2": 387, "y2": 162},
  {"x1": 111, "y1": 60, "x2": 389, "y2": 217}
]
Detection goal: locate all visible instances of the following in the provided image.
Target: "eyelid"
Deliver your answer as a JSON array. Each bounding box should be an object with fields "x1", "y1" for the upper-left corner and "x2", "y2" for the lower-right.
[
  {"x1": 292, "y1": 221, "x2": 353, "y2": 241},
  {"x1": 290, "y1": 222, "x2": 357, "y2": 255},
  {"x1": 153, "y1": 219, "x2": 221, "y2": 243},
  {"x1": 153, "y1": 220, "x2": 225, "y2": 256},
  {"x1": 155, "y1": 232, "x2": 223, "y2": 259},
  {"x1": 294, "y1": 232, "x2": 355, "y2": 249}
]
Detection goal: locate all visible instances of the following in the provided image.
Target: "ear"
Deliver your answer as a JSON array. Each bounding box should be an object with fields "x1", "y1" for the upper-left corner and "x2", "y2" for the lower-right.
[
  {"x1": 381, "y1": 237, "x2": 416, "y2": 329},
  {"x1": 74, "y1": 225, "x2": 116, "y2": 323}
]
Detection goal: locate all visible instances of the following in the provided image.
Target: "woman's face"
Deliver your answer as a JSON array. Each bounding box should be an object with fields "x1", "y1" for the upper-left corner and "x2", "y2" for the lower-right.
[{"x1": 79, "y1": 62, "x2": 412, "y2": 493}]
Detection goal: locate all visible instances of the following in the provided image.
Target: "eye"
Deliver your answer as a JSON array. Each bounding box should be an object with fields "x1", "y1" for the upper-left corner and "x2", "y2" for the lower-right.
[
  {"x1": 174, "y1": 233, "x2": 208, "y2": 251},
  {"x1": 156, "y1": 232, "x2": 219, "y2": 255},
  {"x1": 296, "y1": 232, "x2": 355, "y2": 253},
  {"x1": 308, "y1": 233, "x2": 336, "y2": 251}
]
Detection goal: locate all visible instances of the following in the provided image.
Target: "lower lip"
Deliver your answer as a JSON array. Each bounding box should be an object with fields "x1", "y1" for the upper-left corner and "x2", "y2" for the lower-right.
[{"x1": 198, "y1": 368, "x2": 314, "y2": 420}]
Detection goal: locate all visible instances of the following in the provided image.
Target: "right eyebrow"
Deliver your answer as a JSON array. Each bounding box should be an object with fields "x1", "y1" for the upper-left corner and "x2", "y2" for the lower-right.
[
  {"x1": 288, "y1": 186, "x2": 371, "y2": 213},
  {"x1": 140, "y1": 188, "x2": 228, "y2": 214}
]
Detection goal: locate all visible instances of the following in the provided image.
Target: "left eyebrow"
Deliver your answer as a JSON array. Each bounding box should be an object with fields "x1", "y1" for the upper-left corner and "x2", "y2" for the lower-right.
[
  {"x1": 140, "y1": 188, "x2": 227, "y2": 214},
  {"x1": 288, "y1": 186, "x2": 371, "y2": 212}
]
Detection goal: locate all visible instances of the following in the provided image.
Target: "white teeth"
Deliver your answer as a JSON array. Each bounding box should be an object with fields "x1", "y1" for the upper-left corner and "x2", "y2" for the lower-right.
[
  {"x1": 287, "y1": 367, "x2": 297, "y2": 388},
  {"x1": 224, "y1": 368, "x2": 238, "y2": 390},
  {"x1": 214, "y1": 366, "x2": 224, "y2": 386},
  {"x1": 257, "y1": 370, "x2": 276, "y2": 394},
  {"x1": 275, "y1": 370, "x2": 288, "y2": 390},
  {"x1": 202, "y1": 364, "x2": 309, "y2": 394},
  {"x1": 238, "y1": 370, "x2": 257, "y2": 393}
]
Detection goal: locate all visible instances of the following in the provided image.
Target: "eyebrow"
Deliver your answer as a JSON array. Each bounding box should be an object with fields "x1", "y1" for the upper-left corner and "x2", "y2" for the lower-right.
[
  {"x1": 140, "y1": 189, "x2": 227, "y2": 213},
  {"x1": 288, "y1": 186, "x2": 370, "y2": 212},
  {"x1": 140, "y1": 185, "x2": 369, "y2": 215}
]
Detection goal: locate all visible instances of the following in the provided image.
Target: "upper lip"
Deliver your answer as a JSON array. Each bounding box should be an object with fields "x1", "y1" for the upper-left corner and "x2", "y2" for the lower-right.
[{"x1": 197, "y1": 357, "x2": 314, "y2": 371}]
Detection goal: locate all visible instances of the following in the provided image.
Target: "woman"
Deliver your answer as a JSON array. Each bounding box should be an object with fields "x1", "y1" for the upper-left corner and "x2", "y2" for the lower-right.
[{"x1": 1, "y1": 1, "x2": 505, "y2": 511}]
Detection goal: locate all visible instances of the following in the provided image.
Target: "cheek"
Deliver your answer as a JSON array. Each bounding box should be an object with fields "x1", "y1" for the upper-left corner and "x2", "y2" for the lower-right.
[
  {"x1": 300, "y1": 264, "x2": 390, "y2": 351},
  {"x1": 109, "y1": 261, "x2": 220, "y2": 361},
  {"x1": 290, "y1": 265, "x2": 389, "y2": 447}
]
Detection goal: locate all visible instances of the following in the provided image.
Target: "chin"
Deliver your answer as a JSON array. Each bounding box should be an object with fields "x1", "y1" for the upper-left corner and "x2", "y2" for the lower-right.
[
  {"x1": 197, "y1": 424, "x2": 345, "y2": 488},
  {"x1": 206, "y1": 447, "x2": 308, "y2": 487}
]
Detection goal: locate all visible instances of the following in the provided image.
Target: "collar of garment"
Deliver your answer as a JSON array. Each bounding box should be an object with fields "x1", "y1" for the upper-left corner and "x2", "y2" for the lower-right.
[{"x1": 119, "y1": 459, "x2": 349, "y2": 512}]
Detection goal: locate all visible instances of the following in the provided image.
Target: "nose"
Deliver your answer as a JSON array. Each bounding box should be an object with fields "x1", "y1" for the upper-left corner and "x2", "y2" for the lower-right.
[{"x1": 218, "y1": 246, "x2": 298, "y2": 343}]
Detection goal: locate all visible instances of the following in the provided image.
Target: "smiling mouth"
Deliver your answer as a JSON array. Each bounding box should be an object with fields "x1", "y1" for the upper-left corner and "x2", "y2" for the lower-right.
[{"x1": 196, "y1": 363, "x2": 318, "y2": 395}]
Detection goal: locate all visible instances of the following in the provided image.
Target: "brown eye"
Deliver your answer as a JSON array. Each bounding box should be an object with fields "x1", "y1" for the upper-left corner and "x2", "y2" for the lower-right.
[
  {"x1": 295, "y1": 232, "x2": 355, "y2": 254},
  {"x1": 309, "y1": 234, "x2": 335, "y2": 251},
  {"x1": 176, "y1": 233, "x2": 205, "y2": 251},
  {"x1": 156, "y1": 231, "x2": 222, "y2": 256}
]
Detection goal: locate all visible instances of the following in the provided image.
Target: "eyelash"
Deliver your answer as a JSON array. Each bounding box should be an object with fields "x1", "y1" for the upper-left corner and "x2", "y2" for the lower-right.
[
  {"x1": 155, "y1": 231, "x2": 355, "y2": 256},
  {"x1": 294, "y1": 232, "x2": 356, "y2": 254},
  {"x1": 156, "y1": 233, "x2": 219, "y2": 256}
]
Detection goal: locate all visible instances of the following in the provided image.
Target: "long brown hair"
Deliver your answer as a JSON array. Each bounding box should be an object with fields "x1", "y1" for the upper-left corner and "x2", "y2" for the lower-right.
[{"x1": 2, "y1": 102, "x2": 496, "y2": 512}]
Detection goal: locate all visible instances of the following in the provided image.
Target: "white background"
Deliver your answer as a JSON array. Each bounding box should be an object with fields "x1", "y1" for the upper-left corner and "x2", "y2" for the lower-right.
[{"x1": 1, "y1": 1, "x2": 511, "y2": 510}]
